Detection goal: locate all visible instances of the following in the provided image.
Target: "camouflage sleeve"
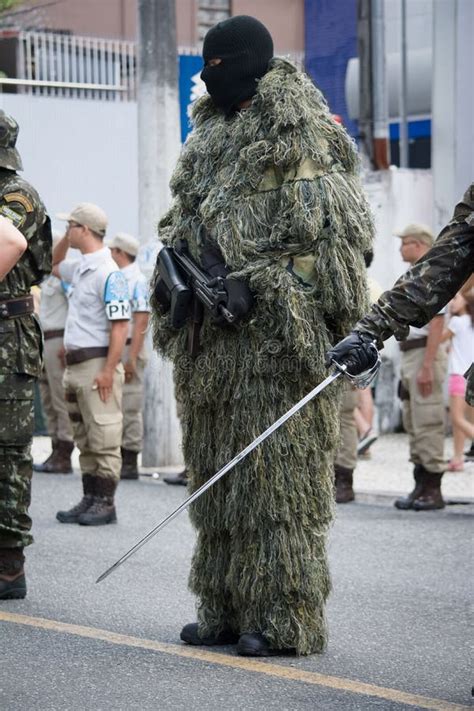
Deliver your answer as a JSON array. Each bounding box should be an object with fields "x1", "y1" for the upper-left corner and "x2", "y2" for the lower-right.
[
  {"x1": 0, "y1": 184, "x2": 42, "y2": 241},
  {"x1": 356, "y1": 184, "x2": 474, "y2": 346}
]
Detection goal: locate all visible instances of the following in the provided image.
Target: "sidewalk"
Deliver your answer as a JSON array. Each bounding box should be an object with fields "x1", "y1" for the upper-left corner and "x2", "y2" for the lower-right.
[{"x1": 31, "y1": 432, "x2": 474, "y2": 503}]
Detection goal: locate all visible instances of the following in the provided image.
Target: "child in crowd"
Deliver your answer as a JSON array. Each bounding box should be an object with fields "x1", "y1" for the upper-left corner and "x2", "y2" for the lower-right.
[{"x1": 443, "y1": 291, "x2": 474, "y2": 471}]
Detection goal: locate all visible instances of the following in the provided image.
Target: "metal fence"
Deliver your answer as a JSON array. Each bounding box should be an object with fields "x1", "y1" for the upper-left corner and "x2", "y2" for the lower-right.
[
  {"x1": 16, "y1": 31, "x2": 136, "y2": 100},
  {"x1": 6, "y1": 30, "x2": 303, "y2": 102}
]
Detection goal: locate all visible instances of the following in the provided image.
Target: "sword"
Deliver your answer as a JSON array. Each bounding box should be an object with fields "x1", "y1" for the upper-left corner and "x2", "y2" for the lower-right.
[{"x1": 96, "y1": 367, "x2": 345, "y2": 584}]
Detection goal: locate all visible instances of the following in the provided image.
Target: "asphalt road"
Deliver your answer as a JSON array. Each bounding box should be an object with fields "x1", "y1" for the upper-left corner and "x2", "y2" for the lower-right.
[{"x1": 1, "y1": 471, "x2": 472, "y2": 711}]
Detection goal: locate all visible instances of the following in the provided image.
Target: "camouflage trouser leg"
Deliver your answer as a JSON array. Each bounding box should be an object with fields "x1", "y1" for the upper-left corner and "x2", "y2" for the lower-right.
[{"x1": 0, "y1": 374, "x2": 35, "y2": 550}]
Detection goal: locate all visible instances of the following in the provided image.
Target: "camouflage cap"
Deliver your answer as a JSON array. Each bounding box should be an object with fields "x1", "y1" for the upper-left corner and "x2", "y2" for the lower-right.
[
  {"x1": 394, "y1": 223, "x2": 434, "y2": 247},
  {"x1": 56, "y1": 202, "x2": 108, "y2": 236},
  {"x1": 0, "y1": 110, "x2": 23, "y2": 171}
]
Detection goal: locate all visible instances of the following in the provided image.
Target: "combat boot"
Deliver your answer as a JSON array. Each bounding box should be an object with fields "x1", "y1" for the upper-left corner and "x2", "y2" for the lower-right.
[
  {"x1": 37, "y1": 440, "x2": 74, "y2": 474},
  {"x1": 334, "y1": 464, "x2": 355, "y2": 503},
  {"x1": 120, "y1": 448, "x2": 139, "y2": 480},
  {"x1": 237, "y1": 633, "x2": 296, "y2": 657},
  {"x1": 56, "y1": 473, "x2": 95, "y2": 523},
  {"x1": 163, "y1": 469, "x2": 188, "y2": 486},
  {"x1": 0, "y1": 548, "x2": 26, "y2": 600},
  {"x1": 33, "y1": 439, "x2": 58, "y2": 472},
  {"x1": 394, "y1": 464, "x2": 425, "y2": 510},
  {"x1": 78, "y1": 477, "x2": 117, "y2": 526},
  {"x1": 180, "y1": 622, "x2": 239, "y2": 646},
  {"x1": 413, "y1": 472, "x2": 445, "y2": 511}
]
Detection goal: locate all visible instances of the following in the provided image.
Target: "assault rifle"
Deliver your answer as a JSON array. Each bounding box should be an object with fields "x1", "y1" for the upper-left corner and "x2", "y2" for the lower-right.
[{"x1": 155, "y1": 240, "x2": 236, "y2": 355}]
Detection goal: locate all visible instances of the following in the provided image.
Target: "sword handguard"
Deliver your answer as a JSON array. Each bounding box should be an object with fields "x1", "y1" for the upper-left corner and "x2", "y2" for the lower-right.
[{"x1": 332, "y1": 342, "x2": 381, "y2": 389}]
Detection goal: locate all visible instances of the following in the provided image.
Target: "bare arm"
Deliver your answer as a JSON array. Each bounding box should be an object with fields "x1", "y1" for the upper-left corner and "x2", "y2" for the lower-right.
[
  {"x1": 93, "y1": 320, "x2": 129, "y2": 402},
  {"x1": 416, "y1": 315, "x2": 444, "y2": 397},
  {"x1": 0, "y1": 216, "x2": 27, "y2": 280},
  {"x1": 124, "y1": 311, "x2": 149, "y2": 382},
  {"x1": 52, "y1": 233, "x2": 69, "y2": 278}
]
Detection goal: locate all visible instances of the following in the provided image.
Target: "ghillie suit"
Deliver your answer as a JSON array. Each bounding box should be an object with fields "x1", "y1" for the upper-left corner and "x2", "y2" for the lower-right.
[{"x1": 151, "y1": 58, "x2": 374, "y2": 655}]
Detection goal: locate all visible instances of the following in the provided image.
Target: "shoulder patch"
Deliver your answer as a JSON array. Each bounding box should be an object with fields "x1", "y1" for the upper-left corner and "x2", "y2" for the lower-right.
[
  {"x1": 4, "y1": 192, "x2": 34, "y2": 212},
  {"x1": 0, "y1": 204, "x2": 25, "y2": 228},
  {"x1": 132, "y1": 277, "x2": 150, "y2": 312},
  {"x1": 104, "y1": 270, "x2": 131, "y2": 321},
  {"x1": 104, "y1": 271, "x2": 130, "y2": 302}
]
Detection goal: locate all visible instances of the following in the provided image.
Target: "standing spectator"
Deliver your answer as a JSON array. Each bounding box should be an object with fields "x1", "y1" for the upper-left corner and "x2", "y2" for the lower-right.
[
  {"x1": 52, "y1": 204, "x2": 130, "y2": 526},
  {"x1": 34, "y1": 232, "x2": 74, "y2": 474},
  {"x1": 334, "y1": 385, "x2": 358, "y2": 503},
  {"x1": 443, "y1": 291, "x2": 474, "y2": 471},
  {"x1": 109, "y1": 233, "x2": 150, "y2": 479},
  {"x1": 391, "y1": 224, "x2": 447, "y2": 510},
  {"x1": 0, "y1": 110, "x2": 52, "y2": 599},
  {"x1": 355, "y1": 250, "x2": 383, "y2": 458}
]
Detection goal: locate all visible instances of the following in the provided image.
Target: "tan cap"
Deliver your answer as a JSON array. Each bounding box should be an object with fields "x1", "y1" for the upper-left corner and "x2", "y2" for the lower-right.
[
  {"x1": 394, "y1": 222, "x2": 434, "y2": 246},
  {"x1": 56, "y1": 202, "x2": 108, "y2": 237},
  {"x1": 107, "y1": 232, "x2": 140, "y2": 257}
]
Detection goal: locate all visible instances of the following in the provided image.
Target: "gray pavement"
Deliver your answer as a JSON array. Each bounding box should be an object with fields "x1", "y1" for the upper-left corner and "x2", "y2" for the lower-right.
[{"x1": 1, "y1": 433, "x2": 473, "y2": 710}]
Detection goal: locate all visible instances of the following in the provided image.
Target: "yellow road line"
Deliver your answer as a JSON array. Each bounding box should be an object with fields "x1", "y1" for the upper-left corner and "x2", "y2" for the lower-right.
[{"x1": 0, "y1": 610, "x2": 469, "y2": 711}]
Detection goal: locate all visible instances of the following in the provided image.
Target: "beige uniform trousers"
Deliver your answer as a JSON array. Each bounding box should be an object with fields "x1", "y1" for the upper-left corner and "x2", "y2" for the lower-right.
[
  {"x1": 400, "y1": 346, "x2": 447, "y2": 474},
  {"x1": 335, "y1": 385, "x2": 358, "y2": 470},
  {"x1": 63, "y1": 357, "x2": 124, "y2": 480},
  {"x1": 39, "y1": 336, "x2": 73, "y2": 443},
  {"x1": 122, "y1": 354, "x2": 146, "y2": 452}
]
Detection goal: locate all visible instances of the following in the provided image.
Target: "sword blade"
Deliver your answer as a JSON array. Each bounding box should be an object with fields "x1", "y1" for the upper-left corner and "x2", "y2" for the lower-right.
[{"x1": 96, "y1": 368, "x2": 342, "y2": 584}]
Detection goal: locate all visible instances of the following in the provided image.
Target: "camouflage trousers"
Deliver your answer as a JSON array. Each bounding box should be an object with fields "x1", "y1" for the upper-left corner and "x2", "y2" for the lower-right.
[{"x1": 0, "y1": 373, "x2": 35, "y2": 550}]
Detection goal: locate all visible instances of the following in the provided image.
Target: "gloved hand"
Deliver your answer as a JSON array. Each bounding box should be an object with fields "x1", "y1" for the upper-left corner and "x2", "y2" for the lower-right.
[
  {"x1": 224, "y1": 277, "x2": 254, "y2": 320},
  {"x1": 325, "y1": 331, "x2": 378, "y2": 375}
]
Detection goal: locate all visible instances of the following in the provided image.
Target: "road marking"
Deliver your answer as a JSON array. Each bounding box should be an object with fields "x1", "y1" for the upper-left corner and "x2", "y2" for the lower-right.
[{"x1": 0, "y1": 610, "x2": 469, "y2": 711}]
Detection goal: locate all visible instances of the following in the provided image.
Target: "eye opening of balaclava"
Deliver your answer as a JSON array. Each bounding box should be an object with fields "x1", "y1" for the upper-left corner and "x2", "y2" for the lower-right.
[{"x1": 200, "y1": 15, "x2": 274, "y2": 116}]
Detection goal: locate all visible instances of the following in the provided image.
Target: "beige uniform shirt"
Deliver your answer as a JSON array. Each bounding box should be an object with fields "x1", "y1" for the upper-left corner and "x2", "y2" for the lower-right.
[
  {"x1": 60, "y1": 247, "x2": 131, "y2": 351},
  {"x1": 39, "y1": 275, "x2": 68, "y2": 332}
]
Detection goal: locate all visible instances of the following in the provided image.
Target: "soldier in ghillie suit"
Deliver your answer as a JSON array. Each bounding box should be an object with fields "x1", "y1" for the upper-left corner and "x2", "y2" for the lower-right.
[
  {"x1": 0, "y1": 110, "x2": 52, "y2": 599},
  {"x1": 328, "y1": 184, "x2": 474, "y2": 508},
  {"x1": 151, "y1": 16, "x2": 373, "y2": 656}
]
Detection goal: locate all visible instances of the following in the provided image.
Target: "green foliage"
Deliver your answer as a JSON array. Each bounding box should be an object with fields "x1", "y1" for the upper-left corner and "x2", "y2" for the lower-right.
[{"x1": 0, "y1": 0, "x2": 22, "y2": 15}]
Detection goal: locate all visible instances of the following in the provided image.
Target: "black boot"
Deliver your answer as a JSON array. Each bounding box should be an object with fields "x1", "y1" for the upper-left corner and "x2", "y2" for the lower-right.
[
  {"x1": 413, "y1": 471, "x2": 445, "y2": 511},
  {"x1": 180, "y1": 622, "x2": 238, "y2": 646},
  {"x1": 56, "y1": 473, "x2": 95, "y2": 523},
  {"x1": 0, "y1": 548, "x2": 26, "y2": 600},
  {"x1": 78, "y1": 477, "x2": 117, "y2": 526},
  {"x1": 35, "y1": 440, "x2": 74, "y2": 474},
  {"x1": 163, "y1": 469, "x2": 188, "y2": 486},
  {"x1": 237, "y1": 633, "x2": 296, "y2": 657},
  {"x1": 33, "y1": 439, "x2": 58, "y2": 472},
  {"x1": 120, "y1": 448, "x2": 139, "y2": 480},
  {"x1": 334, "y1": 464, "x2": 355, "y2": 504},
  {"x1": 394, "y1": 464, "x2": 425, "y2": 510}
]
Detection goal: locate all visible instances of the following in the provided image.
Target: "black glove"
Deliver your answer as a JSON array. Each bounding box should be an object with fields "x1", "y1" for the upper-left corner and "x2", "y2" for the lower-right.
[
  {"x1": 224, "y1": 277, "x2": 254, "y2": 320},
  {"x1": 325, "y1": 331, "x2": 378, "y2": 375}
]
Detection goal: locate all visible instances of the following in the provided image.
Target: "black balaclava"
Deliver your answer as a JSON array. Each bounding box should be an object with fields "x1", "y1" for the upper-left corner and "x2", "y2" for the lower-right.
[{"x1": 200, "y1": 15, "x2": 274, "y2": 116}]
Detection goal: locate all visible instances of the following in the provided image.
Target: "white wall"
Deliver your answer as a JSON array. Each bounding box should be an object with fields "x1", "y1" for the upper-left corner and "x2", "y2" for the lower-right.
[{"x1": 0, "y1": 94, "x2": 139, "y2": 241}]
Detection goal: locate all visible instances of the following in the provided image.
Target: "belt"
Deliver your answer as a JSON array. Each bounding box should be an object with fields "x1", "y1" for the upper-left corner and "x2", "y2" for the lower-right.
[
  {"x1": 0, "y1": 294, "x2": 34, "y2": 319},
  {"x1": 65, "y1": 346, "x2": 108, "y2": 366},
  {"x1": 44, "y1": 328, "x2": 65, "y2": 341},
  {"x1": 399, "y1": 337, "x2": 427, "y2": 352}
]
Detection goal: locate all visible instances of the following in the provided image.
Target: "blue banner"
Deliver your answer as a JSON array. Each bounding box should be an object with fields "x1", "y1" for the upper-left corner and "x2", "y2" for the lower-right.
[
  {"x1": 179, "y1": 54, "x2": 204, "y2": 143},
  {"x1": 304, "y1": 0, "x2": 358, "y2": 137}
]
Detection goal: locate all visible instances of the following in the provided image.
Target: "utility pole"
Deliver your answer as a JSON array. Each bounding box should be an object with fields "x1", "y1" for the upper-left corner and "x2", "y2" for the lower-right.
[
  {"x1": 138, "y1": 0, "x2": 183, "y2": 467},
  {"x1": 398, "y1": 0, "x2": 409, "y2": 168},
  {"x1": 357, "y1": 0, "x2": 390, "y2": 169}
]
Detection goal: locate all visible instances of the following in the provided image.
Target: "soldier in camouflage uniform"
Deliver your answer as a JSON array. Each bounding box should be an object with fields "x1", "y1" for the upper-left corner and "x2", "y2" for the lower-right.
[
  {"x1": 0, "y1": 110, "x2": 52, "y2": 599},
  {"x1": 327, "y1": 184, "x2": 474, "y2": 508}
]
